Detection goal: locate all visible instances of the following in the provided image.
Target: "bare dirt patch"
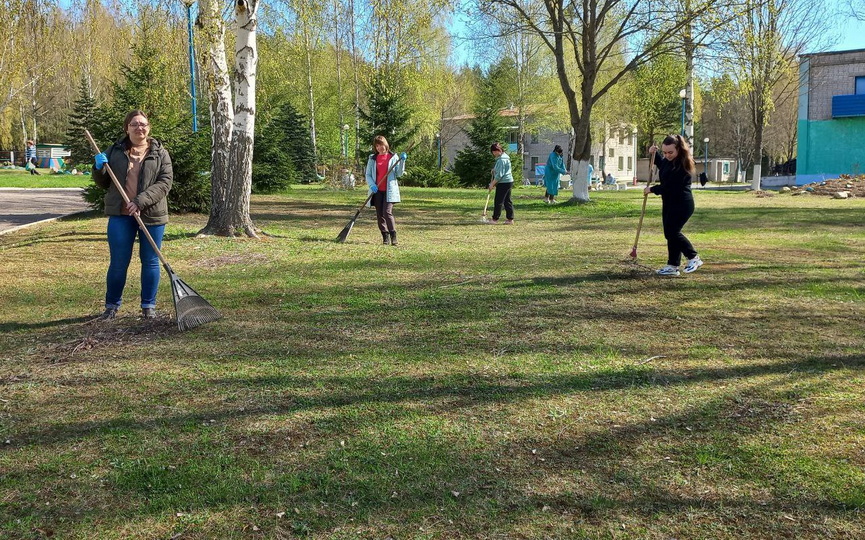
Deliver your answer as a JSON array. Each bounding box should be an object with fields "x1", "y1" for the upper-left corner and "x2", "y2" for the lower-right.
[
  {"x1": 192, "y1": 252, "x2": 270, "y2": 268},
  {"x1": 38, "y1": 316, "x2": 176, "y2": 364}
]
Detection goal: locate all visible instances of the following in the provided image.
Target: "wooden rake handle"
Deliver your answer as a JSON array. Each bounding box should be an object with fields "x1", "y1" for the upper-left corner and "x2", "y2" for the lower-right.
[
  {"x1": 632, "y1": 150, "x2": 658, "y2": 250},
  {"x1": 84, "y1": 129, "x2": 170, "y2": 269}
]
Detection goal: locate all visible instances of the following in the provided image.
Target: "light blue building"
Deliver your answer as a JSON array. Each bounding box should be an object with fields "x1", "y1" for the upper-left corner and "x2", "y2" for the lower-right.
[{"x1": 797, "y1": 48, "x2": 865, "y2": 184}]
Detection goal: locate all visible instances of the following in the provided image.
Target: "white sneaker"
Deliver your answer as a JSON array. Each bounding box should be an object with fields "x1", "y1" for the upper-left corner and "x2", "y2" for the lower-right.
[
  {"x1": 683, "y1": 256, "x2": 703, "y2": 274},
  {"x1": 656, "y1": 265, "x2": 680, "y2": 276}
]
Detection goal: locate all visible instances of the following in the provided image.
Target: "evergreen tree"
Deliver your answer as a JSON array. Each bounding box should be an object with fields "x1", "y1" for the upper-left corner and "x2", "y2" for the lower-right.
[
  {"x1": 253, "y1": 101, "x2": 317, "y2": 192},
  {"x1": 453, "y1": 63, "x2": 514, "y2": 188},
  {"x1": 359, "y1": 68, "x2": 418, "y2": 152},
  {"x1": 82, "y1": 17, "x2": 210, "y2": 214},
  {"x1": 64, "y1": 77, "x2": 98, "y2": 169}
]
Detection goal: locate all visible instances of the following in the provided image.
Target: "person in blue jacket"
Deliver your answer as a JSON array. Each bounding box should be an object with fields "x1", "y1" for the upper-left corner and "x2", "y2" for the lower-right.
[
  {"x1": 365, "y1": 135, "x2": 406, "y2": 245},
  {"x1": 543, "y1": 145, "x2": 567, "y2": 203},
  {"x1": 487, "y1": 143, "x2": 515, "y2": 224}
]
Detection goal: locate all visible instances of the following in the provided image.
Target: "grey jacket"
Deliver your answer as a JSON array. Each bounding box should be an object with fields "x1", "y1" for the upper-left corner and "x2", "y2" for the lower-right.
[{"x1": 92, "y1": 137, "x2": 173, "y2": 226}]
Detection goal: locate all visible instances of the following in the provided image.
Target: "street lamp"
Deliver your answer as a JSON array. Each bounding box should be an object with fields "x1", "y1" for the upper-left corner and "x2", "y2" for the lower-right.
[
  {"x1": 341, "y1": 124, "x2": 349, "y2": 158},
  {"x1": 184, "y1": 0, "x2": 198, "y2": 132},
  {"x1": 679, "y1": 89, "x2": 687, "y2": 138},
  {"x1": 436, "y1": 132, "x2": 441, "y2": 170},
  {"x1": 703, "y1": 137, "x2": 709, "y2": 184}
]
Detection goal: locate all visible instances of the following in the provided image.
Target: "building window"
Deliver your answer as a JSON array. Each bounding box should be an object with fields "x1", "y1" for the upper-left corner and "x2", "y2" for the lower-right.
[
  {"x1": 608, "y1": 148, "x2": 614, "y2": 158},
  {"x1": 508, "y1": 132, "x2": 519, "y2": 144},
  {"x1": 531, "y1": 133, "x2": 539, "y2": 144},
  {"x1": 531, "y1": 156, "x2": 539, "y2": 173},
  {"x1": 723, "y1": 162, "x2": 730, "y2": 174},
  {"x1": 618, "y1": 156, "x2": 624, "y2": 170},
  {"x1": 619, "y1": 131, "x2": 625, "y2": 144},
  {"x1": 589, "y1": 154, "x2": 595, "y2": 166},
  {"x1": 627, "y1": 156, "x2": 633, "y2": 170},
  {"x1": 856, "y1": 76, "x2": 865, "y2": 95}
]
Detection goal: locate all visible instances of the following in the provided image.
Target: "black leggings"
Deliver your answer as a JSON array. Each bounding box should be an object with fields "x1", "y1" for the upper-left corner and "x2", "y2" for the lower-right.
[
  {"x1": 662, "y1": 197, "x2": 697, "y2": 266},
  {"x1": 492, "y1": 182, "x2": 514, "y2": 220}
]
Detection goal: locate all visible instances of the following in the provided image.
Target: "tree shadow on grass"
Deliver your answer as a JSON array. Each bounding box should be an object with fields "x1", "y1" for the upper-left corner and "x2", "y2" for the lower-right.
[{"x1": 4, "y1": 353, "x2": 863, "y2": 537}]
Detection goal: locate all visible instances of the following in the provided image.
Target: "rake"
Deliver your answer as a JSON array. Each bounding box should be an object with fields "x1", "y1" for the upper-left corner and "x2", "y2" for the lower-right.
[
  {"x1": 629, "y1": 150, "x2": 656, "y2": 259},
  {"x1": 85, "y1": 130, "x2": 221, "y2": 331},
  {"x1": 335, "y1": 146, "x2": 412, "y2": 243}
]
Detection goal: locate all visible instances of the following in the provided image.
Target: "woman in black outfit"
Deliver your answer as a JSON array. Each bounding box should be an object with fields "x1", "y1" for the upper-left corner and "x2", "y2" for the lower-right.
[{"x1": 646, "y1": 135, "x2": 703, "y2": 276}]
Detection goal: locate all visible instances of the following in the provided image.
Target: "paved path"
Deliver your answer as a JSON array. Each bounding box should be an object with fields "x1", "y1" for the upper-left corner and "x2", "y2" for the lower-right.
[{"x1": 0, "y1": 188, "x2": 91, "y2": 235}]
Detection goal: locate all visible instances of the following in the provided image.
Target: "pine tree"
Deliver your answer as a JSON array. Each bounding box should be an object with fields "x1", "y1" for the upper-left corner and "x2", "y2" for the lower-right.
[
  {"x1": 453, "y1": 65, "x2": 510, "y2": 188},
  {"x1": 359, "y1": 68, "x2": 418, "y2": 152},
  {"x1": 82, "y1": 17, "x2": 210, "y2": 213},
  {"x1": 253, "y1": 101, "x2": 317, "y2": 193},
  {"x1": 64, "y1": 77, "x2": 98, "y2": 169}
]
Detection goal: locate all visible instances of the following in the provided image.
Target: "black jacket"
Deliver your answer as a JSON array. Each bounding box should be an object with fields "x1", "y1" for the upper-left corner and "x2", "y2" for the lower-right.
[
  {"x1": 650, "y1": 153, "x2": 693, "y2": 200},
  {"x1": 92, "y1": 137, "x2": 173, "y2": 226}
]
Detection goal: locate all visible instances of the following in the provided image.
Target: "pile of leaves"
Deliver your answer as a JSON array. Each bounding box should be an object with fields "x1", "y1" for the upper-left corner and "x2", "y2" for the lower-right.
[{"x1": 790, "y1": 174, "x2": 865, "y2": 197}]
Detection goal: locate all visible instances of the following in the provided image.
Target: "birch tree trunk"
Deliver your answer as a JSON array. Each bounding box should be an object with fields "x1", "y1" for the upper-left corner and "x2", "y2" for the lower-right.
[{"x1": 198, "y1": 0, "x2": 259, "y2": 237}]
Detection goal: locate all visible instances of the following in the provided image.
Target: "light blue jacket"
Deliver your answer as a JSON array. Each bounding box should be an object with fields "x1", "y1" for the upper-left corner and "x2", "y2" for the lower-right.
[
  {"x1": 365, "y1": 152, "x2": 405, "y2": 203},
  {"x1": 493, "y1": 152, "x2": 514, "y2": 184},
  {"x1": 543, "y1": 151, "x2": 567, "y2": 195}
]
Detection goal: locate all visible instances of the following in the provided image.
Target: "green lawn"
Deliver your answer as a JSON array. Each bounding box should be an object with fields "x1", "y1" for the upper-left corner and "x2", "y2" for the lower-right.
[
  {"x1": 0, "y1": 168, "x2": 92, "y2": 188},
  {"x1": 1, "y1": 184, "x2": 864, "y2": 539}
]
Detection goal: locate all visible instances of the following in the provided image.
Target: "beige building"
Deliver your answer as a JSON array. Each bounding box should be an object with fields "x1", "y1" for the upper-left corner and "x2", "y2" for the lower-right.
[{"x1": 440, "y1": 108, "x2": 639, "y2": 184}]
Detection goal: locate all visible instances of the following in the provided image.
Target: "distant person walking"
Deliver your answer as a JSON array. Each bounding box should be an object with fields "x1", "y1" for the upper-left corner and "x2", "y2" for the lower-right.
[
  {"x1": 488, "y1": 143, "x2": 515, "y2": 224},
  {"x1": 25, "y1": 140, "x2": 40, "y2": 175},
  {"x1": 365, "y1": 135, "x2": 406, "y2": 245},
  {"x1": 646, "y1": 134, "x2": 703, "y2": 276},
  {"x1": 92, "y1": 110, "x2": 173, "y2": 319},
  {"x1": 543, "y1": 144, "x2": 567, "y2": 204}
]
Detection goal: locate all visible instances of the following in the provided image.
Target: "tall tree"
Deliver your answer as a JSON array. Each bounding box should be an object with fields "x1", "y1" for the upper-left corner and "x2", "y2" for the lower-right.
[
  {"x1": 482, "y1": 0, "x2": 727, "y2": 201},
  {"x1": 721, "y1": 0, "x2": 832, "y2": 188},
  {"x1": 198, "y1": 0, "x2": 261, "y2": 237},
  {"x1": 64, "y1": 76, "x2": 98, "y2": 167},
  {"x1": 359, "y1": 68, "x2": 418, "y2": 151}
]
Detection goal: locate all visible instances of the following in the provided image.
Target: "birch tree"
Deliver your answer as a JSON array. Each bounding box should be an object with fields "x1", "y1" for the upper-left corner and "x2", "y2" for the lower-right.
[
  {"x1": 198, "y1": 0, "x2": 261, "y2": 237},
  {"x1": 721, "y1": 0, "x2": 831, "y2": 189},
  {"x1": 482, "y1": 0, "x2": 724, "y2": 202}
]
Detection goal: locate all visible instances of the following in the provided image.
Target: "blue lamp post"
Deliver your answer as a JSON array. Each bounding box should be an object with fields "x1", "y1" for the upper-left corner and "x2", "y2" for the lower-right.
[
  {"x1": 185, "y1": 1, "x2": 198, "y2": 132},
  {"x1": 679, "y1": 88, "x2": 687, "y2": 137}
]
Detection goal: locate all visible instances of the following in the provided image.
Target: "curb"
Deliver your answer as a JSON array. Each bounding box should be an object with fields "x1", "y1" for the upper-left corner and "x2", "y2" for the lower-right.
[
  {"x1": 0, "y1": 187, "x2": 86, "y2": 191},
  {"x1": 0, "y1": 209, "x2": 95, "y2": 236}
]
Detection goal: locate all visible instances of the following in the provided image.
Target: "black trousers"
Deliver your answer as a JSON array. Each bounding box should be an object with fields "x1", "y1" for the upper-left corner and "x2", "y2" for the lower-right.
[
  {"x1": 662, "y1": 196, "x2": 697, "y2": 266},
  {"x1": 371, "y1": 191, "x2": 395, "y2": 233},
  {"x1": 492, "y1": 182, "x2": 514, "y2": 220}
]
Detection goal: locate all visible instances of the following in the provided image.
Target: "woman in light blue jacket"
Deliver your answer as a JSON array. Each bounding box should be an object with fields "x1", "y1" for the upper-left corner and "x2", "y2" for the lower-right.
[
  {"x1": 365, "y1": 135, "x2": 406, "y2": 245},
  {"x1": 543, "y1": 144, "x2": 567, "y2": 203},
  {"x1": 487, "y1": 142, "x2": 515, "y2": 224}
]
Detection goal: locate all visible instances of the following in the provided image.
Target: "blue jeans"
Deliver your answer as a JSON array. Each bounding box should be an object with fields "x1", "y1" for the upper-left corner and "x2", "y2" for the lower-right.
[{"x1": 105, "y1": 215, "x2": 165, "y2": 309}]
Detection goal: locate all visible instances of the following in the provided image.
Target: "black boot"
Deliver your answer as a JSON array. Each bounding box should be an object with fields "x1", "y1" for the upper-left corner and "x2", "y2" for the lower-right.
[
  {"x1": 389, "y1": 231, "x2": 398, "y2": 246},
  {"x1": 381, "y1": 231, "x2": 390, "y2": 245}
]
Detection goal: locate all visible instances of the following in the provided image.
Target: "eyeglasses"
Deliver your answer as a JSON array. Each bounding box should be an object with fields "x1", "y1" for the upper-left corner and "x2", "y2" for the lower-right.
[{"x1": 129, "y1": 122, "x2": 149, "y2": 128}]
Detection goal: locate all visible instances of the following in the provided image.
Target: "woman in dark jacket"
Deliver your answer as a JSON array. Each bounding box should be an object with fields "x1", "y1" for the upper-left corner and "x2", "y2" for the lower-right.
[
  {"x1": 92, "y1": 110, "x2": 173, "y2": 319},
  {"x1": 646, "y1": 134, "x2": 703, "y2": 276}
]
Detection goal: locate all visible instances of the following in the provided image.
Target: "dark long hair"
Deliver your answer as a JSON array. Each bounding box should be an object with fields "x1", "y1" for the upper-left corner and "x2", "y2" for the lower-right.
[{"x1": 662, "y1": 134, "x2": 695, "y2": 176}]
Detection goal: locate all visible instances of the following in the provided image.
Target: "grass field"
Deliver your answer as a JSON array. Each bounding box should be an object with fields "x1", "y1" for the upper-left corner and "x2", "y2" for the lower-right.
[
  {"x1": 1, "y1": 184, "x2": 864, "y2": 539},
  {"x1": 0, "y1": 168, "x2": 92, "y2": 188}
]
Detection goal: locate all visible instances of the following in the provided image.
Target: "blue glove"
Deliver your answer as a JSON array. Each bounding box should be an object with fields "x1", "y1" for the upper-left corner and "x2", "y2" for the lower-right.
[
  {"x1": 370, "y1": 184, "x2": 379, "y2": 194},
  {"x1": 399, "y1": 152, "x2": 407, "y2": 161},
  {"x1": 94, "y1": 152, "x2": 108, "y2": 170}
]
